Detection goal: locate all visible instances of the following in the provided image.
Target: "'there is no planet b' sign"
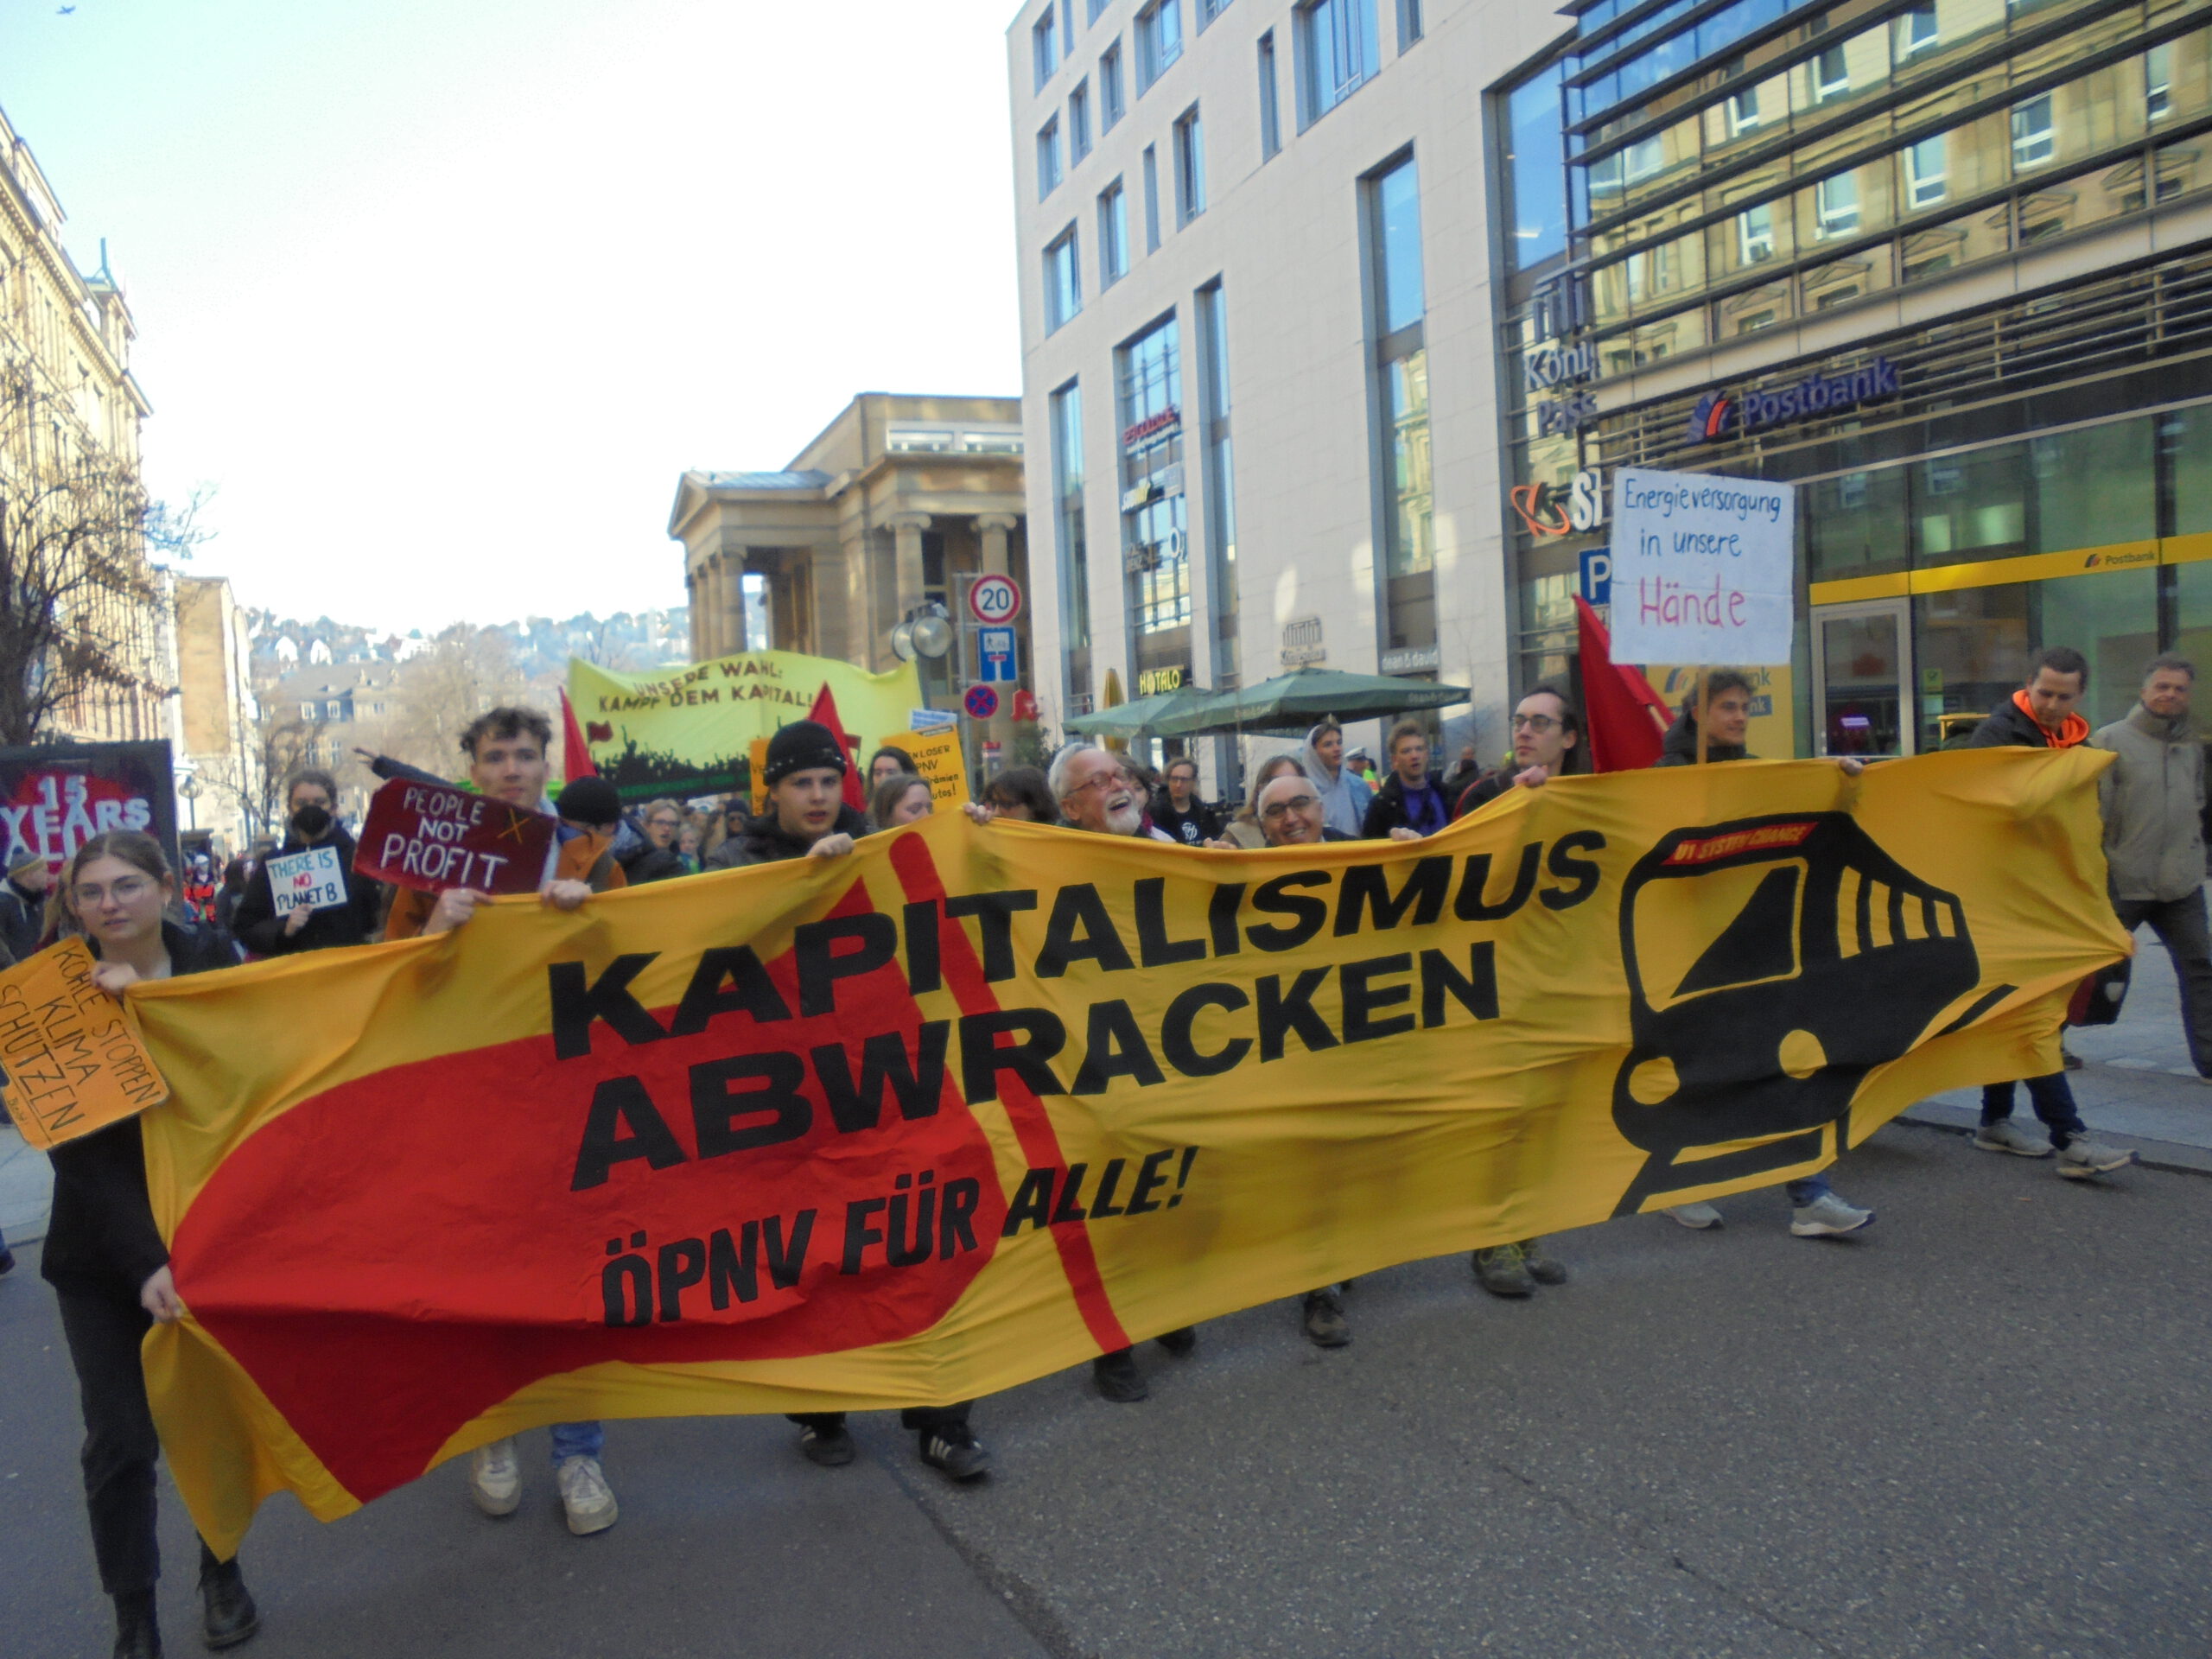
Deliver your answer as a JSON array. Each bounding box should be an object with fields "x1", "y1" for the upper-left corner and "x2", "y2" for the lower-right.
[{"x1": 1606, "y1": 468, "x2": 1796, "y2": 667}]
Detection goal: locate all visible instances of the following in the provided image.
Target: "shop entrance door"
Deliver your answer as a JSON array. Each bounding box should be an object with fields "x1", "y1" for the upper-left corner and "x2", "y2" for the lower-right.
[{"x1": 1813, "y1": 599, "x2": 1913, "y2": 759}]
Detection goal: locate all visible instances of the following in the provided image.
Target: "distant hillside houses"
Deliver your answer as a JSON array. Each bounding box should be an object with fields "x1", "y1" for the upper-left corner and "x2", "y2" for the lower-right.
[{"x1": 247, "y1": 607, "x2": 692, "y2": 677}]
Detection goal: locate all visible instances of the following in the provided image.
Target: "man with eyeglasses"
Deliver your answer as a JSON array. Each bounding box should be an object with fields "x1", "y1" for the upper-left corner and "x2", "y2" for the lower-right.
[
  {"x1": 620, "y1": 798, "x2": 690, "y2": 885},
  {"x1": 1457, "y1": 683, "x2": 1582, "y2": 819}
]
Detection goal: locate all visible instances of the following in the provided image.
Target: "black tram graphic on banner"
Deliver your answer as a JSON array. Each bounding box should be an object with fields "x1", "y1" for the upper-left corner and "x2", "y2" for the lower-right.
[{"x1": 1610, "y1": 814, "x2": 1994, "y2": 1217}]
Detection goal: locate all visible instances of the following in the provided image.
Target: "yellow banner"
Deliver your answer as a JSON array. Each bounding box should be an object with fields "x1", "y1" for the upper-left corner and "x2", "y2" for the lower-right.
[
  {"x1": 568, "y1": 650, "x2": 924, "y2": 799},
  {"x1": 132, "y1": 750, "x2": 2125, "y2": 1555}
]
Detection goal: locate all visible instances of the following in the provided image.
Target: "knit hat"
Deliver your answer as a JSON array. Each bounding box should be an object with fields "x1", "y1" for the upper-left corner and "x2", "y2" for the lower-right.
[
  {"x1": 555, "y1": 777, "x2": 624, "y2": 827},
  {"x1": 763, "y1": 720, "x2": 849, "y2": 786},
  {"x1": 5, "y1": 847, "x2": 43, "y2": 879}
]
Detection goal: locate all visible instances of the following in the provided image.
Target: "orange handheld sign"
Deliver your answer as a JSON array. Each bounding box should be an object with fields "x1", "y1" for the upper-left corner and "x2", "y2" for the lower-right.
[{"x1": 0, "y1": 938, "x2": 170, "y2": 1149}]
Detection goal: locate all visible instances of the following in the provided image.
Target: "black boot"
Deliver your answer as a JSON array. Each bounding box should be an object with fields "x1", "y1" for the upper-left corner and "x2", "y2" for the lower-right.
[
  {"x1": 112, "y1": 1589, "x2": 162, "y2": 1659},
  {"x1": 200, "y1": 1554, "x2": 261, "y2": 1650}
]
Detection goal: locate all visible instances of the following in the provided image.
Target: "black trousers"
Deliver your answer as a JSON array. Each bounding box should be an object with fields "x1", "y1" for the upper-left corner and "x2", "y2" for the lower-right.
[
  {"x1": 2114, "y1": 891, "x2": 2212, "y2": 1076},
  {"x1": 788, "y1": 1403, "x2": 973, "y2": 1434},
  {"x1": 54, "y1": 1283, "x2": 222, "y2": 1599}
]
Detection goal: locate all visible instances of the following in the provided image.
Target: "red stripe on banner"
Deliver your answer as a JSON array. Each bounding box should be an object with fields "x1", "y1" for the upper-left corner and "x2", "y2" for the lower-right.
[{"x1": 889, "y1": 832, "x2": 1131, "y2": 1352}]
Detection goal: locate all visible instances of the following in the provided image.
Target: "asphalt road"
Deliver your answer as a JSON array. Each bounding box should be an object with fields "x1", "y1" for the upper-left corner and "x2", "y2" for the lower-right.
[{"x1": 3, "y1": 1120, "x2": 2209, "y2": 1659}]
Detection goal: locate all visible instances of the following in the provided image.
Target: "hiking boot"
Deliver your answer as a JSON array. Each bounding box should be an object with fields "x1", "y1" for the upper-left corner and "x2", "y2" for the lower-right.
[
  {"x1": 467, "y1": 1437, "x2": 520, "y2": 1516},
  {"x1": 2056, "y1": 1136, "x2": 2138, "y2": 1179},
  {"x1": 1665, "y1": 1202, "x2": 1722, "y2": 1229},
  {"x1": 1974, "y1": 1120, "x2": 2052, "y2": 1158},
  {"x1": 1789, "y1": 1194, "x2": 1875, "y2": 1236},
  {"x1": 796, "y1": 1421, "x2": 856, "y2": 1466},
  {"x1": 918, "y1": 1423, "x2": 990, "y2": 1481},
  {"x1": 555, "y1": 1454, "x2": 618, "y2": 1535},
  {"x1": 199, "y1": 1555, "x2": 260, "y2": 1650},
  {"x1": 1473, "y1": 1243, "x2": 1536, "y2": 1297},
  {"x1": 111, "y1": 1590, "x2": 160, "y2": 1659},
  {"x1": 1301, "y1": 1288, "x2": 1351, "y2": 1346},
  {"x1": 1154, "y1": 1325, "x2": 1198, "y2": 1357},
  {"x1": 1093, "y1": 1350, "x2": 1148, "y2": 1402},
  {"x1": 1520, "y1": 1239, "x2": 1568, "y2": 1286}
]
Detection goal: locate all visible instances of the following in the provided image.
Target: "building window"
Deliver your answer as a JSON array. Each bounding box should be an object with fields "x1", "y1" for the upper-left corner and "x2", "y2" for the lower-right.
[
  {"x1": 1116, "y1": 314, "x2": 1190, "y2": 637},
  {"x1": 1623, "y1": 136, "x2": 1664, "y2": 185},
  {"x1": 1071, "y1": 80, "x2": 1092, "y2": 161},
  {"x1": 1368, "y1": 154, "x2": 1433, "y2": 652},
  {"x1": 1142, "y1": 143, "x2": 1162, "y2": 251},
  {"x1": 1258, "y1": 31, "x2": 1282, "y2": 159},
  {"x1": 1045, "y1": 227, "x2": 1083, "y2": 332},
  {"x1": 1814, "y1": 172, "x2": 1859, "y2": 238},
  {"x1": 1738, "y1": 203, "x2": 1775, "y2": 264},
  {"x1": 1198, "y1": 0, "x2": 1235, "y2": 28},
  {"x1": 1727, "y1": 86, "x2": 1762, "y2": 135},
  {"x1": 1297, "y1": 0, "x2": 1375, "y2": 128},
  {"x1": 1099, "y1": 179, "x2": 1129, "y2": 283},
  {"x1": 1039, "y1": 118, "x2": 1064, "y2": 197},
  {"x1": 1902, "y1": 136, "x2": 1948, "y2": 208},
  {"x1": 1062, "y1": 0, "x2": 1077, "y2": 57},
  {"x1": 1398, "y1": 0, "x2": 1422, "y2": 49},
  {"x1": 1504, "y1": 68, "x2": 1566, "y2": 271},
  {"x1": 1035, "y1": 8, "x2": 1061, "y2": 92},
  {"x1": 1138, "y1": 0, "x2": 1183, "y2": 92},
  {"x1": 1051, "y1": 381, "x2": 1092, "y2": 704},
  {"x1": 1173, "y1": 105, "x2": 1206, "y2": 225},
  {"x1": 1813, "y1": 44, "x2": 1850, "y2": 102},
  {"x1": 2148, "y1": 43, "x2": 2175, "y2": 124},
  {"x1": 1090, "y1": 0, "x2": 1110, "y2": 19},
  {"x1": 2012, "y1": 93, "x2": 2055, "y2": 169},
  {"x1": 1100, "y1": 41, "x2": 1126, "y2": 130},
  {"x1": 1898, "y1": 3, "x2": 1937, "y2": 56},
  {"x1": 1195, "y1": 280, "x2": 1240, "y2": 688}
]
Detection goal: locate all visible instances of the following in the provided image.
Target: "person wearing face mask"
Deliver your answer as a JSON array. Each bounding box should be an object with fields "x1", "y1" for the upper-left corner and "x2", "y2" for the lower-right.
[
  {"x1": 45, "y1": 831, "x2": 260, "y2": 1658},
  {"x1": 1296, "y1": 719, "x2": 1375, "y2": 839},
  {"x1": 228, "y1": 770, "x2": 385, "y2": 957}
]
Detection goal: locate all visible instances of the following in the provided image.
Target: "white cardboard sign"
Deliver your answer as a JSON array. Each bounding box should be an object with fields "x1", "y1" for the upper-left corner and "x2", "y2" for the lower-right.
[
  {"x1": 267, "y1": 846, "x2": 348, "y2": 917},
  {"x1": 1607, "y1": 468, "x2": 1796, "y2": 666}
]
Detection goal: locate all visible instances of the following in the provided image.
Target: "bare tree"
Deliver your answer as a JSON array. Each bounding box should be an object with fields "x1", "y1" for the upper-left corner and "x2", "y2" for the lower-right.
[
  {"x1": 0, "y1": 351, "x2": 200, "y2": 745},
  {"x1": 372, "y1": 625, "x2": 529, "y2": 776}
]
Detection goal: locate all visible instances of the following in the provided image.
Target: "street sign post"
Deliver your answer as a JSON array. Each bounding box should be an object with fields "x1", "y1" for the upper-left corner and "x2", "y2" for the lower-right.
[
  {"x1": 969, "y1": 574, "x2": 1023, "y2": 626},
  {"x1": 978, "y1": 626, "x2": 1017, "y2": 683}
]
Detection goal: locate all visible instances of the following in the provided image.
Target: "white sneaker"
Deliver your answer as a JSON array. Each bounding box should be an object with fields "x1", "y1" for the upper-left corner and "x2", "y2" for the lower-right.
[
  {"x1": 468, "y1": 1438, "x2": 520, "y2": 1517},
  {"x1": 1789, "y1": 1193, "x2": 1875, "y2": 1236},
  {"x1": 556, "y1": 1454, "x2": 619, "y2": 1535},
  {"x1": 1974, "y1": 1120, "x2": 2053, "y2": 1158},
  {"x1": 2056, "y1": 1137, "x2": 2138, "y2": 1180},
  {"x1": 1665, "y1": 1202, "x2": 1722, "y2": 1229}
]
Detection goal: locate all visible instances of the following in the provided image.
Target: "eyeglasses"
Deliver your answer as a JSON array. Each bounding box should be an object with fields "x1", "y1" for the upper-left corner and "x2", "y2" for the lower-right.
[
  {"x1": 73, "y1": 874, "x2": 156, "y2": 907},
  {"x1": 1259, "y1": 793, "x2": 1320, "y2": 823},
  {"x1": 647, "y1": 817, "x2": 682, "y2": 830},
  {"x1": 1511, "y1": 714, "x2": 1562, "y2": 734},
  {"x1": 1062, "y1": 772, "x2": 1122, "y2": 800}
]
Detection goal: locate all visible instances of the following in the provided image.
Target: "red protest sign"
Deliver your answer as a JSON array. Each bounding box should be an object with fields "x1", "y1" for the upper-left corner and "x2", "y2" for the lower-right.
[{"x1": 353, "y1": 778, "x2": 555, "y2": 897}]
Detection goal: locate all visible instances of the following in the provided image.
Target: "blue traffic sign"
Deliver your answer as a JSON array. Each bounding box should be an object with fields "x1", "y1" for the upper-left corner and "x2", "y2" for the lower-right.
[
  {"x1": 978, "y1": 626, "x2": 1017, "y2": 683},
  {"x1": 1579, "y1": 546, "x2": 1612, "y2": 607},
  {"x1": 963, "y1": 683, "x2": 1000, "y2": 720}
]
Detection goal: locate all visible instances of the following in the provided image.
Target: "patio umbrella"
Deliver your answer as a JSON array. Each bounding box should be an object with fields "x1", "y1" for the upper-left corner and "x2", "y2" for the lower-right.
[
  {"x1": 1154, "y1": 667, "x2": 1471, "y2": 739},
  {"x1": 1064, "y1": 684, "x2": 1214, "y2": 740}
]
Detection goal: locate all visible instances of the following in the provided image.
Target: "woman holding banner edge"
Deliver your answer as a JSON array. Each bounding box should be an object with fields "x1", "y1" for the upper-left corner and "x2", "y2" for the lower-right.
[{"x1": 48, "y1": 830, "x2": 260, "y2": 1658}]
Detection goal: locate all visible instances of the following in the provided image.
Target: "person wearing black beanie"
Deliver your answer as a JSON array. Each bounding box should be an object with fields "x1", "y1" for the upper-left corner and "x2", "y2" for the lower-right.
[{"x1": 705, "y1": 721, "x2": 868, "y2": 870}]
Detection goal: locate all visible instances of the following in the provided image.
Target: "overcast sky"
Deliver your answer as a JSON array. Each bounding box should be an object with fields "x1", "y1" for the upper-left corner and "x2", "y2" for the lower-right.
[{"x1": 0, "y1": 0, "x2": 1025, "y2": 635}]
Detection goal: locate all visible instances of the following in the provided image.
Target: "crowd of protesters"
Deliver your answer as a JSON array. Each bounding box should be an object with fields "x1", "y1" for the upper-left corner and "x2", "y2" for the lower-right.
[{"x1": 5, "y1": 641, "x2": 2196, "y2": 1657}]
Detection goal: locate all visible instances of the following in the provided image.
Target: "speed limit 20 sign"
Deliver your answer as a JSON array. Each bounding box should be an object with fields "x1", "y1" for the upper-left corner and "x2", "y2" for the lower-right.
[{"x1": 969, "y1": 574, "x2": 1024, "y2": 625}]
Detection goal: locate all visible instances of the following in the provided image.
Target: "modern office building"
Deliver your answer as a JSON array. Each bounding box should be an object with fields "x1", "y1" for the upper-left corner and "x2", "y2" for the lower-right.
[
  {"x1": 1497, "y1": 0, "x2": 2212, "y2": 757},
  {"x1": 1007, "y1": 0, "x2": 1568, "y2": 782}
]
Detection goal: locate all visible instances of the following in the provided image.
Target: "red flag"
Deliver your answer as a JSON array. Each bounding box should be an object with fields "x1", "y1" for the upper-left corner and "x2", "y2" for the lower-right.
[
  {"x1": 805, "y1": 683, "x2": 868, "y2": 811},
  {"x1": 558, "y1": 689, "x2": 599, "y2": 783},
  {"x1": 1574, "y1": 596, "x2": 1671, "y2": 772}
]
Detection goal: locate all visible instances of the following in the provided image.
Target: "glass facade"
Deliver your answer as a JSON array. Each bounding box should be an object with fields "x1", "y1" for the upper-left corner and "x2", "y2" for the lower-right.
[
  {"x1": 1051, "y1": 381, "x2": 1092, "y2": 709},
  {"x1": 1370, "y1": 154, "x2": 1433, "y2": 653},
  {"x1": 1493, "y1": 0, "x2": 2212, "y2": 749},
  {"x1": 1117, "y1": 314, "x2": 1191, "y2": 644}
]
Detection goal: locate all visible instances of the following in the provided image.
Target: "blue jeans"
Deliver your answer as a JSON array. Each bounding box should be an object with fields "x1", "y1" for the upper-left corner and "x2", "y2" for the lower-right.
[
  {"x1": 549, "y1": 1421, "x2": 602, "y2": 1465},
  {"x1": 1980, "y1": 1072, "x2": 2087, "y2": 1149},
  {"x1": 1785, "y1": 1173, "x2": 1830, "y2": 1206}
]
